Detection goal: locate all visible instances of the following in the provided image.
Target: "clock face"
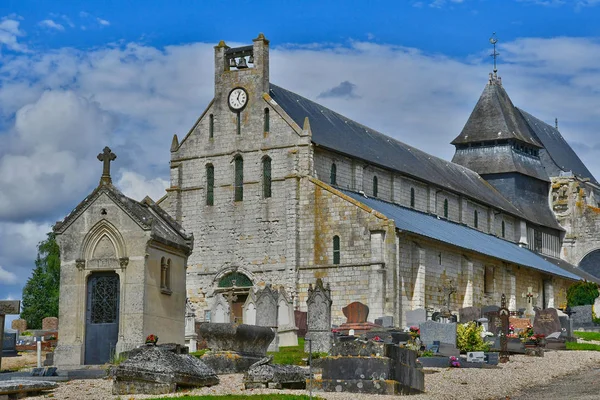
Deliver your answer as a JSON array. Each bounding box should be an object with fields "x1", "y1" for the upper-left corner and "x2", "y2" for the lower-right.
[{"x1": 228, "y1": 88, "x2": 248, "y2": 111}]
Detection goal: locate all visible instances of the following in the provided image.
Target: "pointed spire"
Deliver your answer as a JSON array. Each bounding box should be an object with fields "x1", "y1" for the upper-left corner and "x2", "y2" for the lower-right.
[{"x1": 302, "y1": 117, "x2": 312, "y2": 136}]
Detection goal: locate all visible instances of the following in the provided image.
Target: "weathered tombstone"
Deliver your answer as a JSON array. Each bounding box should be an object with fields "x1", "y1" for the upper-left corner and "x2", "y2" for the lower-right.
[
  {"x1": 277, "y1": 287, "x2": 299, "y2": 347},
  {"x1": 558, "y1": 312, "x2": 573, "y2": 339},
  {"x1": 571, "y1": 305, "x2": 593, "y2": 327},
  {"x1": 294, "y1": 311, "x2": 307, "y2": 338},
  {"x1": 3, "y1": 329, "x2": 17, "y2": 356},
  {"x1": 0, "y1": 300, "x2": 20, "y2": 371},
  {"x1": 375, "y1": 316, "x2": 394, "y2": 328},
  {"x1": 522, "y1": 287, "x2": 538, "y2": 321},
  {"x1": 211, "y1": 293, "x2": 229, "y2": 323},
  {"x1": 339, "y1": 302, "x2": 380, "y2": 334},
  {"x1": 533, "y1": 308, "x2": 562, "y2": 337},
  {"x1": 481, "y1": 305, "x2": 500, "y2": 318},
  {"x1": 41, "y1": 317, "x2": 58, "y2": 331},
  {"x1": 419, "y1": 321, "x2": 457, "y2": 346},
  {"x1": 185, "y1": 300, "x2": 198, "y2": 352},
  {"x1": 256, "y1": 284, "x2": 279, "y2": 352},
  {"x1": 11, "y1": 319, "x2": 27, "y2": 333},
  {"x1": 405, "y1": 308, "x2": 426, "y2": 328},
  {"x1": 304, "y1": 278, "x2": 333, "y2": 354},
  {"x1": 243, "y1": 289, "x2": 257, "y2": 326},
  {"x1": 459, "y1": 306, "x2": 481, "y2": 323}
]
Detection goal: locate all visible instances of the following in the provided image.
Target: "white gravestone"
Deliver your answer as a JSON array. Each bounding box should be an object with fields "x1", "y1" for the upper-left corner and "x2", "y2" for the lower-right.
[
  {"x1": 184, "y1": 299, "x2": 198, "y2": 352},
  {"x1": 256, "y1": 284, "x2": 279, "y2": 352},
  {"x1": 277, "y1": 287, "x2": 299, "y2": 347},
  {"x1": 211, "y1": 293, "x2": 230, "y2": 323},
  {"x1": 243, "y1": 289, "x2": 257, "y2": 326}
]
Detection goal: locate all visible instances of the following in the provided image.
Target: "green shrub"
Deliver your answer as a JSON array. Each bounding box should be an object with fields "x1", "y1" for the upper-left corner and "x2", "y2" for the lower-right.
[
  {"x1": 567, "y1": 281, "x2": 599, "y2": 307},
  {"x1": 457, "y1": 322, "x2": 490, "y2": 353}
]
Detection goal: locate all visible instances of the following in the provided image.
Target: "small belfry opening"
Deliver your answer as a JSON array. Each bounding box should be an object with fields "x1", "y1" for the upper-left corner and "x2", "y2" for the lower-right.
[{"x1": 216, "y1": 271, "x2": 253, "y2": 324}]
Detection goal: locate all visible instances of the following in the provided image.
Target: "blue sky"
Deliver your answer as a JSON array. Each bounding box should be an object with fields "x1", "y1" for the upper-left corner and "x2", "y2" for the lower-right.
[{"x1": 2, "y1": 0, "x2": 600, "y2": 328}]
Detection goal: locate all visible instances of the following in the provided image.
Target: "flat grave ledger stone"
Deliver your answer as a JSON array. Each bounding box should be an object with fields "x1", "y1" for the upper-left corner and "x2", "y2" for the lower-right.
[
  {"x1": 0, "y1": 380, "x2": 58, "y2": 398},
  {"x1": 571, "y1": 305, "x2": 593, "y2": 326},
  {"x1": 459, "y1": 306, "x2": 481, "y2": 323},
  {"x1": 533, "y1": 308, "x2": 562, "y2": 337},
  {"x1": 405, "y1": 308, "x2": 427, "y2": 328},
  {"x1": 485, "y1": 352, "x2": 499, "y2": 365},
  {"x1": 419, "y1": 321, "x2": 457, "y2": 346}
]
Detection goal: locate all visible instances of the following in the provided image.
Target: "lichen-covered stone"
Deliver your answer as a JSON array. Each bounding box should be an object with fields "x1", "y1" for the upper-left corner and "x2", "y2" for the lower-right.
[
  {"x1": 244, "y1": 356, "x2": 309, "y2": 389},
  {"x1": 199, "y1": 323, "x2": 275, "y2": 356},
  {"x1": 113, "y1": 346, "x2": 218, "y2": 395},
  {"x1": 0, "y1": 380, "x2": 57, "y2": 397}
]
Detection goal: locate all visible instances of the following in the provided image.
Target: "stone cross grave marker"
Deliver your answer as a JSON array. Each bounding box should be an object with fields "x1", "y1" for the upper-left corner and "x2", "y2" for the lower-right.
[
  {"x1": 0, "y1": 300, "x2": 20, "y2": 371},
  {"x1": 522, "y1": 287, "x2": 538, "y2": 320},
  {"x1": 498, "y1": 294, "x2": 510, "y2": 363},
  {"x1": 304, "y1": 278, "x2": 333, "y2": 353},
  {"x1": 533, "y1": 308, "x2": 562, "y2": 337},
  {"x1": 439, "y1": 279, "x2": 457, "y2": 317}
]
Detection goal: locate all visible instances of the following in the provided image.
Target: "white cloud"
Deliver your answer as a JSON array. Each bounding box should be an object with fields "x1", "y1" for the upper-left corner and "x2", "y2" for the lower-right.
[
  {"x1": 0, "y1": 17, "x2": 27, "y2": 52},
  {"x1": 116, "y1": 170, "x2": 169, "y2": 202},
  {"x1": 0, "y1": 265, "x2": 18, "y2": 284},
  {"x1": 97, "y1": 18, "x2": 110, "y2": 26},
  {"x1": 518, "y1": 0, "x2": 600, "y2": 7},
  {"x1": 39, "y1": 19, "x2": 65, "y2": 31}
]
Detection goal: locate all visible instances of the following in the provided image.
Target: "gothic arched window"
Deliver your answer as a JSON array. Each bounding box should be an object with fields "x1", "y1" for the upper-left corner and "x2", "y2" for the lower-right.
[
  {"x1": 330, "y1": 163, "x2": 337, "y2": 185},
  {"x1": 234, "y1": 155, "x2": 243, "y2": 202},
  {"x1": 263, "y1": 156, "x2": 272, "y2": 198}
]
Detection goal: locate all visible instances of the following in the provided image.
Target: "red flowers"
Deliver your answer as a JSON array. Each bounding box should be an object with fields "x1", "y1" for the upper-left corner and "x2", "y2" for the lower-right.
[{"x1": 145, "y1": 334, "x2": 159, "y2": 345}]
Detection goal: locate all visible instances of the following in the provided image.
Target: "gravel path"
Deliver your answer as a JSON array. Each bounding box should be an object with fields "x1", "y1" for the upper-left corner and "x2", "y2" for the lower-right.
[{"x1": 20, "y1": 350, "x2": 600, "y2": 400}]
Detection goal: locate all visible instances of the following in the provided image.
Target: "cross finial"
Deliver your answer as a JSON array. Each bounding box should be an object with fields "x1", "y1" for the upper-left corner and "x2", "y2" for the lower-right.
[
  {"x1": 97, "y1": 146, "x2": 117, "y2": 185},
  {"x1": 489, "y1": 32, "x2": 499, "y2": 77}
]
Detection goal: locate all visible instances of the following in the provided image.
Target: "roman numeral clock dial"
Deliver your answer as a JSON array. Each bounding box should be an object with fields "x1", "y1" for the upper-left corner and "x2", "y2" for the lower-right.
[{"x1": 228, "y1": 87, "x2": 248, "y2": 111}]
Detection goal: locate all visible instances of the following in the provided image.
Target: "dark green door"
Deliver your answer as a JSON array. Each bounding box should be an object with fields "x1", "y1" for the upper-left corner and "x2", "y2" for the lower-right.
[{"x1": 85, "y1": 272, "x2": 120, "y2": 364}]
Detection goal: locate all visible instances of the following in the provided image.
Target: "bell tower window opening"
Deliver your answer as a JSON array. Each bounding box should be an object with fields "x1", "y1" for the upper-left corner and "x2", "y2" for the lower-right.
[
  {"x1": 501, "y1": 220, "x2": 506, "y2": 238},
  {"x1": 264, "y1": 108, "x2": 270, "y2": 133},
  {"x1": 236, "y1": 113, "x2": 241, "y2": 135},
  {"x1": 410, "y1": 188, "x2": 415, "y2": 208},
  {"x1": 330, "y1": 163, "x2": 337, "y2": 186},
  {"x1": 263, "y1": 156, "x2": 272, "y2": 198},
  {"x1": 333, "y1": 235, "x2": 340, "y2": 265},
  {"x1": 372, "y1": 176, "x2": 378, "y2": 197},
  {"x1": 209, "y1": 114, "x2": 214, "y2": 139},
  {"x1": 206, "y1": 164, "x2": 214, "y2": 206},
  {"x1": 474, "y1": 210, "x2": 479, "y2": 229},
  {"x1": 443, "y1": 199, "x2": 449, "y2": 218},
  {"x1": 234, "y1": 155, "x2": 244, "y2": 202}
]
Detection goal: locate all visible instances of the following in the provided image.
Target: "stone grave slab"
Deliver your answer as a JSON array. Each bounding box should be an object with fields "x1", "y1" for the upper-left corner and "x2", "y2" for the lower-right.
[
  {"x1": 2, "y1": 330, "x2": 17, "y2": 356},
  {"x1": 0, "y1": 380, "x2": 57, "y2": 398},
  {"x1": 244, "y1": 356, "x2": 308, "y2": 389},
  {"x1": 339, "y1": 302, "x2": 380, "y2": 334},
  {"x1": 405, "y1": 308, "x2": 426, "y2": 328},
  {"x1": 571, "y1": 305, "x2": 594, "y2": 327},
  {"x1": 459, "y1": 306, "x2": 481, "y2": 323},
  {"x1": 304, "y1": 279, "x2": 333, "y2": 354},
  {"x1": 419, "y1": 321, "x2": 457, "y2": 346},
  {"x1": 375, "y1": 316, "x2": 394, "y2": 328},
  {"x1": 533, "y1": 308, "x2": 562, "y2": 337},
  {"x1": 481, "y1": 305, "x2": 500, "y2": 318},
  {"x1": 467, "y1": 351, "x2": 485, "y2": 363},
  {"x1": 509, "y1": 317, "x2": 530, "y2": 331}
]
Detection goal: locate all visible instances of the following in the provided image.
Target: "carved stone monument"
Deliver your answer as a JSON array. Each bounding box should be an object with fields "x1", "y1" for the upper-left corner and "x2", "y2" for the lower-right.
[
  {"x1": 338, "y1": 302, "x2": 380, "y2": 334},
  {"x1": 185, "y1": 300, "x2": 198, "y2": 352},
  {"x1": 243, "y1": 289, "x2": 257, "y2": 326},
  {"x1": 256, "y1": 284, "x2": 279, "y2": 352},
  {"x1": 304, "y1": 279, "x2": 333, "y2": 354},
  {"x1": 277, "y1": 287, "x2": 298, "y2": 347},
  {"x1": 522, "y1": 287, "x2": 538, "y2": 322},
  {"x1": 211, "y1": 293, "x2": 230, "y2": 323}
]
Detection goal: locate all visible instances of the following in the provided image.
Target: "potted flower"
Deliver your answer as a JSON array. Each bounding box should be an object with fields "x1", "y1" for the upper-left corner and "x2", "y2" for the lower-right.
[
  {"x1": 409, "y1": 326, "x2": 420, "y2": 339},
  {"x1": 145, "y1": 334, "x2": 159, "y2": 346},
  {"x1": 530, "y1": 333, "x2": 546, "y2": 347},
  {"x1": 449, "y1": 356, "x2": 461, "y2": 368}
]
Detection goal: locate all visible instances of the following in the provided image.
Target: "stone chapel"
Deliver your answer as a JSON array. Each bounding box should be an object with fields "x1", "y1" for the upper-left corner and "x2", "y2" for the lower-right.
[
  {"x1": 156, "y1": 33, "x2": 600, "y2": 328},
  {"x1": 53, "y1": 147, "x2": 193, "y2": 366}
]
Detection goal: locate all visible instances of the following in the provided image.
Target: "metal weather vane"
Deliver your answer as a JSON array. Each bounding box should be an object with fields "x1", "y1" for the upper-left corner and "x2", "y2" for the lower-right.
[{"x1": 490, "y1": 32, "x2": 499, "y2": 76}]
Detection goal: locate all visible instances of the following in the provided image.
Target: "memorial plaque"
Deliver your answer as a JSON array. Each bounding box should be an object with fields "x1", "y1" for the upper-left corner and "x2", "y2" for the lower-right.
[
  {"x1": 0, "y1": 301, "x2": 20, "y2": 315},
  {"x1": 533, "y1": 308, "x2": 561, "y2": 337}
]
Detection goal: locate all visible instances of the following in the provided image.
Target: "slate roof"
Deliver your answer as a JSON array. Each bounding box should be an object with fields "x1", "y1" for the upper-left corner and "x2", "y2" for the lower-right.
[
  {"x1": 451, "y1": 78, "x2": 542, "y2": 148},
  {"x1": 519, "y1": 109, "x2": 598, "y2": 184},
  {"x1": 269, "y1": 84, "x2": 526, "y2": 220},
  {"x1": 341, "y1": 189, "x2": 583, "y2": 282},
  {"x1": 54, "y1": 184, "x2": 193, "y2": 254}
]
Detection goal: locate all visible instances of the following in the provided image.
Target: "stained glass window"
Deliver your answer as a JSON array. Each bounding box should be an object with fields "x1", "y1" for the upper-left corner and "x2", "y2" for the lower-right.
[{"x1": 218, "y1": 272, "x2": 252, "y2": 288}]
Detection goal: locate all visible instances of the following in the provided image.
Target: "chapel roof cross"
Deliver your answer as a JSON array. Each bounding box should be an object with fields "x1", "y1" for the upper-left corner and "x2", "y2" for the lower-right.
[{"x1": 97, "y1": 146, "x2": 117, "y2": 185}]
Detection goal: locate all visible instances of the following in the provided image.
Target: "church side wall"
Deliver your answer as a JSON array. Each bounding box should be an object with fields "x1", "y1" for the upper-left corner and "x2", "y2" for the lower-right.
[{"x1": 296, "y1": 177, "x2": 397, "y2": 326}]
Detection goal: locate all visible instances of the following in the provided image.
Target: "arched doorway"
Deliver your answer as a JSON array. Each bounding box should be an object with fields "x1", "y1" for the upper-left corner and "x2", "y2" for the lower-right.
[
  {"x1": 85, "y1": 272, "x2": 120, "y2": 364},
  {"x1": 216, "y1": 271, "x2": 253, "y2": 324},
  {"x1": 579, "y1": 250, "x2": 600, "y2": 279}
]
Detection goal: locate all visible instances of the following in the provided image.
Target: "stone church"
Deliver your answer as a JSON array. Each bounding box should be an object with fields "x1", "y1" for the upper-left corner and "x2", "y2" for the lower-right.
[{"x1": 155, "y1": 33, "x2": 600, "y2": 327}]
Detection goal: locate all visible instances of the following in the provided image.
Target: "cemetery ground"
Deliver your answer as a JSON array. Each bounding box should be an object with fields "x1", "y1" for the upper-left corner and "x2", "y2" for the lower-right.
[{"x1": 10, "y1": 348, "x2": 600, "y2": 400}]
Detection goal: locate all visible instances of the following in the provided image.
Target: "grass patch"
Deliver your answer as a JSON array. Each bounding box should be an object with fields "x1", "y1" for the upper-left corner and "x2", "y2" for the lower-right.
[
  {"x1": 566, "y1": 342, "x2": 600, "y2": 351},
  {"x1": 574, "y1": 331, "x2": 600, "y2": 341},
  {"x1": 267, "y1": 338, "x2": 328, "y2": 366},
  {"x1": 147, "y1": 395, "x2": 322, "y2": 400}
]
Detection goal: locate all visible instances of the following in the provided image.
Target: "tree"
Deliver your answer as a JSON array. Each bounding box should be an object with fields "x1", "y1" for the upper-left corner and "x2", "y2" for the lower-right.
[{"x1": 21, "y1": 231, "x2": 60, "y2": 329}]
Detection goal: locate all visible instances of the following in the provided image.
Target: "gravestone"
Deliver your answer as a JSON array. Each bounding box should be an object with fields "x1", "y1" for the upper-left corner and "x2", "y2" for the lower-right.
[
  {"x1": 185, "y1": 300, "x2": 198, "y2": 352},
  {"x1": 304, "y1": 278, "x2": 333, "y2": 354},
  {"x1": 0, "y1": 300, "x2": 20, "y2": 371},
  {"x1": 571, "y1": 305, "x2": 593, "y2": 327},
  {"x1": 467, "y1": 351, "x2": 485, "y2": 363},
  {"x1": 277, "y1": 287, "x2": 298, "y2": 347},
  {"x1": 558, "y1": 314, "x2": 573, "y2": 339},
  {"x1": 3, "y1": 329, "x2": 17, "y2": 356},
  {"x1": 375, "y1": 316, "x2": 394, "y2": 328},
  {"x1": 243, "y1": 289, "x2": 257, "y2": 326},
  {"x1": 533, "y1": 308, "x2": 562, "y2": 337},
  {"x1": 11, "y1": 319, "x2": 27, "y2": 333},
  {"x1": 483, "y1": 306, "x2": 502, "y2": 335},
  {"x1": 211, "y1": 293, "x2": 230, "y2": 323},
  {"x1": 509, "y1": 317, "x2": 531, "y2": 332},
  {"x1": 459, "y1": 306, "x2": 481, "y2": 323},
  {"x1": 522, "y1": 287, "x2": 538, "y2": 321},
  {"x1": 405, "y1": 308, "x2": 426, "y2": 328},
  {"x1": 481, "y1": 305, "x2": 500, "y2": 318},
  {"x1": 294, "y1": 311, "x2": 307, "y2": 338},
  {"x1": 256, "y1": 284, "x2": 279, "y2": 352},
  {"x1": 42, "y1": 317, "x2": 58, "y2": 331},
  {"x1": 339, "y1": 302, "x2": 380, "y2": 334},
  {"x1": 419, "y1": 321, "x2": 457, "y2": 346},
  {"x1": 498, "y1": 294, "x2": 510, "y2": 363}
]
